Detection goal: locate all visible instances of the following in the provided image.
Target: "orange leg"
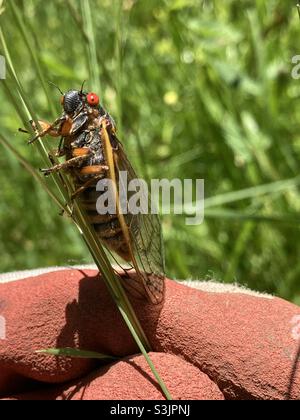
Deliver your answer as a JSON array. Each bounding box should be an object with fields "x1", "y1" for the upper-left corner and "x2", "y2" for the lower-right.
[
  {"x1": 29, "y1": 119, "x2": 61, "y2": 143},
  {"x1": 29, "y1": 117, "x2": 71, "y2": 144},
  {"x1": 40, "y1": 154, "x2": 91, "y2": 176}
]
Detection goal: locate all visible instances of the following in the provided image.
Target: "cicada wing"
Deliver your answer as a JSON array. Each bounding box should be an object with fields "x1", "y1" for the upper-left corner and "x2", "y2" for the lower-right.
[
  {"x1": 101, "y1": 126, "x2": 165, "y2": 304},
  {"x1": 115, "y1": 150, "x2": 165, "y2": 304}
]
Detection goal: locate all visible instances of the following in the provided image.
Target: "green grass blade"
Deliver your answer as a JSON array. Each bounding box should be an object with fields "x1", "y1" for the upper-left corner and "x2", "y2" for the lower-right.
[
  {"x1": 204, "y1": 208, "x2": 300, "y2": 225},
  {"x1": 115, "y1": 0, "x2": 123, "y2": 136},
  {"x1": 0, "y1": 133, "x2": 67, "y2": 213},
  {"x1": 224, "y1": 221, "x2": 255, "y2": 283},
  {"x1": 176, "y1": 176, "x2": 300, "y2": 216},
  {"x1": 0, "y1": 28, "x2": 38, "y2": 122},
  {"x1": 119, "y1": 306, "x2": 172, "y2": 400},
  {"x1": 66, "y1": 0, "x2": 89, "y2": 42},
  {"x1": 8, "y1": 1, "x2": 57, "y2": 118},
  {"x1": 204, "y1": 177, "x2": 300, "y2": 208},
  {"x1": 36, "y1": 348, "x2": 117, "y2": 360},
  {"x1": 80, "y1": 0, "x2": 101, "y2": 93}
]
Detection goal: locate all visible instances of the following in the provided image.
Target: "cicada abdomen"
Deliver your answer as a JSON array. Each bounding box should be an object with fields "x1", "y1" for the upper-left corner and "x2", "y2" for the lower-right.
[{"x1": 30, "y1": 87, "x2": 165, "y2": 304}]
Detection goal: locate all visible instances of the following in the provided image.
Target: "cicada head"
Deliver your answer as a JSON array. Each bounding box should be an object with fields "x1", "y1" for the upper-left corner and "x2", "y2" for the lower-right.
[
  {"x1": 61, "y1": 89, "x2": 100, "y2": 115},
  {"x1": 61, "y1": 90, "x2": 83, "y2": 115}
]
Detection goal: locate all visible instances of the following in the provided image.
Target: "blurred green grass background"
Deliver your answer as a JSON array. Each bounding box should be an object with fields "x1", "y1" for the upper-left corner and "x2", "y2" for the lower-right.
[{"x1": 1, "y1": 0, "x2": 300, "y2": 303}]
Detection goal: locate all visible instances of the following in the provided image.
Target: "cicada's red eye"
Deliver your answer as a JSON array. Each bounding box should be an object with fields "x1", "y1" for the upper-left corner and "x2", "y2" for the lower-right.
[
  {"x1": 60, "y1": 95, "x2": 64, "y2": 105},
  {"x1": 87, "y1": 92, "x2": 99, "y2": 106}
]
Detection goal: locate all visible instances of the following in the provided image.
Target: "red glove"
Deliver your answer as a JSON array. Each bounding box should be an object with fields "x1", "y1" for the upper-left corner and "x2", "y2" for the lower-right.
[{"x1": 0, "y1": 268, "x2": 299, "y2": 400}]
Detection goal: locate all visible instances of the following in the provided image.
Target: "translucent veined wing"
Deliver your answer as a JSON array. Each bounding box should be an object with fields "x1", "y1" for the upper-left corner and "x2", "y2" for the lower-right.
[{"x1": 101, "y1": 125, "x2": 165, "y2": 304}]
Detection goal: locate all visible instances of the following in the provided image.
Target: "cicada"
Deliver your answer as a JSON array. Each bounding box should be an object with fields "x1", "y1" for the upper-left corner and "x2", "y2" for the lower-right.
[{"x1": 29, "y1": 85, "x2": 165, "y2": 304}]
